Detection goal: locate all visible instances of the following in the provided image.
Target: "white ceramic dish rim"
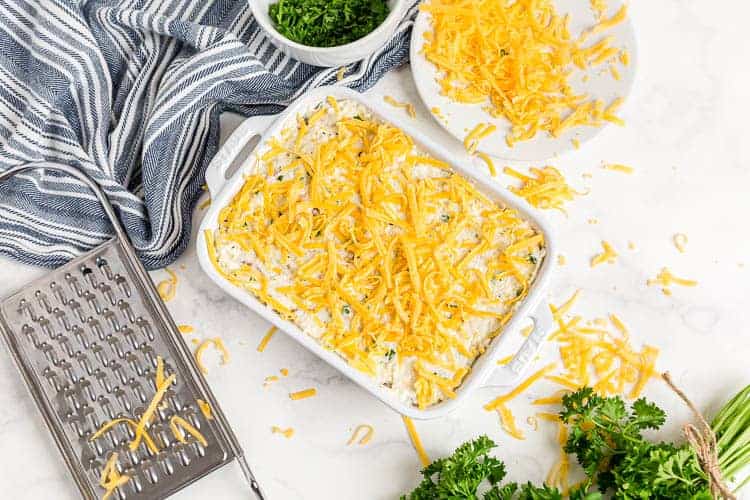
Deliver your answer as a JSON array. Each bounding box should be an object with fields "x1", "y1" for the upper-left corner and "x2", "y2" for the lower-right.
[
  {"x1": 249, "y1": 0, "x2": 406, "y2": 54},
  {"x1": 197, "y1": 87, "x2": 557, "y2": 419}
]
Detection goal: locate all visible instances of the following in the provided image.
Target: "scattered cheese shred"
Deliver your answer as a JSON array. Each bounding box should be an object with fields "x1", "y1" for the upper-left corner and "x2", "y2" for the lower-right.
[
  {"x1": 571, "y1": 138, "x2": 580, "y2": 149},
  {"x1": 484, "y1": 363, "x2": 556, "y2": 410},
  {"x1": 197, "y1": 399, "x2": 214, "y2": 420},
  {"x1": 504, "y1": 166, "x2": 584, "y2": 212},
  {"x1": 402, "y1": 416, "x2": 430, "y2": 467},
  {"x1": 257, "y1": 326, "x2": 277, "y2": 353},
  {"x1": 384, "y1": 96, "x2": 417, "y2": 119},
  {"x1": 336, "y1": 66, "x2": 347, "y2": 81},
  {"x1": 347, "y1": 424, "x2": 375, "y2": 445},
  {"x1": 156, "y1": 268, "x2": 178, "y2": 302},
  {"x1": 280, "y1": 368, "x2": 289, "y2": 377},
  {"x1": 673, "y1": 233, "x2": 688, "y2": 253},
  {"x1": 271, "y1": 426, "x2": 295, "y2": 438},
  {"x1": 421, "y1": 0, "x2": 629, "y2": 145},
  {"x1": 557, "y1": 255, "x2": 567, "y2": 266},
  {"x1": 131, "y1": 373, "x2": 176, "y2": 451},
  {"x1": 476, "y1": 152, "x2": 497, "y2": 177},
  {"x1": 194, "y1": 338, "x2": 229, "y2": 374},
  {"x1": 520, "y1": 324, "x2": 534, "y2": 338},
  {"x1": 496, "y1": 404, "x2": 525, "y2": 440},
  {"x1": 178, "y1": 325, "x2": 194, "y2": 334},
  {"x1": 603, "y1": 163, "x2": 634, "y2": 174},
  {"x1": 497, "y1": 354, "x2": 514, "y2": 366},
  {"x1": 170, "y1": 415, "x2": 208, "y2": 447},
  {"x1": 464, "y1": 123, "x2": 496, "y2": 154},
  {"x1": 99, "y1": 452, "x2": 130, "y2": 500},
  {"x1": 431, "y1": 106, "x2": 445, "y2": 120},
  {"x1": 289, "y1": 388, "x2": 317, "y2": 400},
  {"x1": 647, "y1": 267, "x2": 698, "y2": 294},
  {"x1": 264, "y1": 375, "x2": 279, "y2": 387},
  {"x1": 90, "y1": 418, "x2": 158, "y2": 454},
  {"x1": 590, "y1": 240, "x2": 618, "y2": 267},
  {"x1": 590, "y1": 0, "x2": 607, "y2": 19}
]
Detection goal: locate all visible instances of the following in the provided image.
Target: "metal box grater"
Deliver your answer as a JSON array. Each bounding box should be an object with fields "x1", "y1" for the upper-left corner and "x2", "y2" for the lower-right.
[{"x1": 0, "y1": 165, "x2": 264, "y2": 500}]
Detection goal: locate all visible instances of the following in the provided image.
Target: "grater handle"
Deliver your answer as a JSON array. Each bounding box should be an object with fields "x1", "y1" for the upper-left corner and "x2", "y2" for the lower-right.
[{"x1": 0, "y1": 164, "x2": 266, "y2": 499}]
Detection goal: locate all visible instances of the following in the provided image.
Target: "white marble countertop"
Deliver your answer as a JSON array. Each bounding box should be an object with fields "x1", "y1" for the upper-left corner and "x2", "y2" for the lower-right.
[{"x1": 1, "y1": 1, "x2": 749, "y2": 498}]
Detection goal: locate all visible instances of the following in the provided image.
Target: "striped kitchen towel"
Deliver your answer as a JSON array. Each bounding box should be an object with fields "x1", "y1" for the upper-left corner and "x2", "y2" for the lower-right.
[{"x1": 0, "y1": 0, "x2": 419, "y2": 270}]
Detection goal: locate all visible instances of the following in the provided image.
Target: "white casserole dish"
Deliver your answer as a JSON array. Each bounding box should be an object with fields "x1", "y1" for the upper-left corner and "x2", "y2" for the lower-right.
[{"x1": 197, "y1": 87, "x2": 556, "y2": 419}]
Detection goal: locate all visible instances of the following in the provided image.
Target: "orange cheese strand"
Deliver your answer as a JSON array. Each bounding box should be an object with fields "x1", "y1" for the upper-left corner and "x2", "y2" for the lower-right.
[
  {"x1": 504, "y1": 166, "x2": 584, "y2": 212},
  {"x1": 194, "y1": 338, "x2": 229, "y2": 374},
  {"x1": 590, "y1": 240, "x2": 618, "y2": 267},
  {"x1": 178, "y1": 325, "x2": 194, "y2": 334},
  {"x1": 99, "y1": 452, "x2": 130, "y2": 500},
  {"x1": 130, "y1": 373, "x2": 176, "y2": 452},
  {"x1": 402, "y1": 416, "x2": 430, "y2": 467},
  {"x1": 257, "y1": 326, "x2": 277, "y2": 353},
  {"x1": 289, "y1": 388, "x2": 317, "y2": 400},
  {"x1": 421, "y1": 0, "x2": 628, "y2": 145},
  {"x1": 170, "y1": 415, "x2": 208, "y2": 447},
  {"x1": 384, "y1": 96, "x2": 417, "y2": 119},
  {"x1": 484, "y1": 362, "x2": 556, "y2": 410},
  {"x1": 496, "y1": 404, "x2": 525, "y2": 440},
  {"x1": 347, "y1": 424, "x2": 375, "y2": 445},
  {"x1": 271, "y1": 426, "x2": 295, "y2": 438},
  {"x1": 156, "y1": 268, "x2": 178, "y2": 302},
  {"x1": 197, "y1": 399, "x2": 213, "y2": 420},
  {"x1": 647, "y1": 267, "x2": 698, "y2": 289}
]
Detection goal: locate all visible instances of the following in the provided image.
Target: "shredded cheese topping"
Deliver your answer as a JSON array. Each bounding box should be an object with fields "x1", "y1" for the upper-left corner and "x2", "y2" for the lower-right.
[
  {"x1": 178, "y1": 325, "x2": 194, "y2": 334},
  {"x1": 464, "y1": 123, "x2": 496, "y2": 154},
  {"x1": 384, "y1": 96, "x2": 417, "y2": 119},
  {"x1": 557, "y1": 255, "x2": 566, "y2": 266},
  {"x1": 402, "y1": 416, "x2": 430, "y2": 466},
  {"x1": 590, "y1": 240, "x2": 618, "y2": 267},
  {"x1": 497, "y1": 354, "x2": 513, "y2": 365},
  {"x1": 208, "y1": 97, "x2": 544, "y2": 408},
  {"x1": 280, "y1": 368, "x2": 289, "y2": 376},
  {"x1": 257, "y1": 326, "x2": 277, "y2": 352},
  {"x1": 347, "y1": 424, "x2": 375, "y2": 445},
  {"x1": 421, "y1": 0, "x2": 629, "y2": 146},
  {"x1": 289, "y1": 388, "x2": 317, "y2": 400},
  {"x1": 504, "y1": 166, "x2": 584, "y2": 213},
  {"x1": 156, "y1": 268, "x2": 178, "y2": 302}
]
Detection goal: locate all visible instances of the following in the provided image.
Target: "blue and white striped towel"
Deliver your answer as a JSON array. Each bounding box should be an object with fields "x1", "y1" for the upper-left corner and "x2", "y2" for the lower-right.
[{"x1": 0, "y1": 0, "x2": 419, "y2": 270}]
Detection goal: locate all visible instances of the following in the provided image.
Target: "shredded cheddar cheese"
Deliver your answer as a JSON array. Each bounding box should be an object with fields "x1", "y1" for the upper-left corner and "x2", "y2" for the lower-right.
[
  {"x1": 421, "y1": 0, "x2": 628, "y2": 146},
  {"x1": 289, "y1": 388, "x2": 317, "y2": 400},
  {"x1": 571, "y1": 138, "x2": 580, "y2": 150},
  {"x1": 402, "y1": 416, "x2": 430, "y2": 467},
  {"x1": 194, "y1": 338, "x2": 229, "y2": 374},
  {"x1": 336, "y1": 66, "x2": 347, "y2": 81},
  {"x1": 603, "y1": 163, "x2": 634, "y2": 174},
  {"x1": 475, "y1": 152, "x2": 497, "y2": 177},
  {"x1": 590, "y1": 240, "x2": 617, "y2": 267},
  {"x1": 496, "y1": 404, "x2": 525, "y2": 440},
  {"x1": 257, "y1": 326, "x2": 277, "y2": 353},
  {"x1": 271, "y1": 426, "x2": 295, "y2": 438},
  {"x1": 197, "y1": 399, "x2": 213, "y2": 420},
  {"x1": 178, "y1": 325, "x2": 194, "y2": 334},
  {"x1": 347, "y1": 424, "x2": 375, "y2": 445},
  {"x1": 156, "y1": 268, "x2": 178, "y2": 302},
  {"x1": 464, "y1": 123, "x2": 496, "y2": 154},
  {"x1": 504, "y1": 166, "x2": 584, "y2": 212},
  {"x1": 170, "y1": 415, "x2": 208, "y2": 447},
  {"x1": 384, "y1": 96, "x2": 417, "y2": 119},
  {"x1": 208, "y1": 98, "x2": 545, "y2": 409},
  {"x1": 484, "y1": 363, "x2": 556, "y2": 410},
  {"x1": 557, "y1": 255, "x2": 566, "y2": 266},
  {"x1": 673, "y1": 233, "x2": 688, "y2": 253},
  {"x1": 647, "y1": 267, "x2": 698, "y2": 294},
  {"x1": 280, "y1": 368, "x2": 289, "y2": 376},
  {"x1": 99, "y1": 453, "x2": 129, "y2": 500},
  {"x1": 497, "y1": 354, "x2": 514, "y2": 365}
]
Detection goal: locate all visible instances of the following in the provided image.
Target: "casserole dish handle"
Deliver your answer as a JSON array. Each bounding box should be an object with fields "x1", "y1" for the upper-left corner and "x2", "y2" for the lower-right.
[
  {"x1": 484, "y1": 302, "x2": 554, "y2": 387},
  {"x1": 205, "y1": 114, "x2": 277, "y2": 199}
]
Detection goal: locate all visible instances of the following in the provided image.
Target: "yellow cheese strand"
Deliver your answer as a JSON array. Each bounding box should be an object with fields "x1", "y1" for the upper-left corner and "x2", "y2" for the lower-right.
[
  {"x1": 402, "y1": 416, "x2": 430, "y2": 467},
  {"x1": 346, "y1": 424, "x2": 375, "y2": 445},
  {"x1": 257, "y1": 326, "x2": 277, "y2": 352},
  {"x1": 289, "y1": 388, "x2": 317, "y2": 400},
  {"x1": 271, "y1": 426, "x2": 295, "y2": 438},
  {"x1": 169, "y1": 415, "x2": 208, "y2": 447},
  {"x1": 484, "y1": 362, "x2": 556, "y2": 410}
]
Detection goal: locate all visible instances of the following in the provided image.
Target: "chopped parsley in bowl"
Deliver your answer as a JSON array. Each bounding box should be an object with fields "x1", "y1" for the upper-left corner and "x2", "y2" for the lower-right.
[{"x1": 268, "y1": 0, "x2": 390, "y2": 48}]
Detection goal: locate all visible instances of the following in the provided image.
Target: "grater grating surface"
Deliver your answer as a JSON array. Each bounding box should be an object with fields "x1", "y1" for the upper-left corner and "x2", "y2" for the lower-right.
[{"x1": 0, "y1": 165, "x2": 264, "y2": 500}]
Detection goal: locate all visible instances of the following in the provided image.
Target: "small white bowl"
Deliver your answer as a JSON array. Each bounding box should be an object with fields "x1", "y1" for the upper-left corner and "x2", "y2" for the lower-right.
[{"x1": 249, "y1": 0, "x2": 406, "y2": 67}]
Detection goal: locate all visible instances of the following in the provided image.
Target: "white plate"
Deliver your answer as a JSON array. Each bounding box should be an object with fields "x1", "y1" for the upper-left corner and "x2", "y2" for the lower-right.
[
  {"x1": 198, "y1": 87, "x2": 557, "y2": 419},
  {"x1": 410, "y1": 0, "x2": 638, "y2": 161}
]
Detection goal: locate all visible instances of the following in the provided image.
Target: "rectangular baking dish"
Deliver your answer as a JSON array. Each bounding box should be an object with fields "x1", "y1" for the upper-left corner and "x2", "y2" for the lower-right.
[{"x1": 197, "y1": 87, "x2": 556, "y2": 419}]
